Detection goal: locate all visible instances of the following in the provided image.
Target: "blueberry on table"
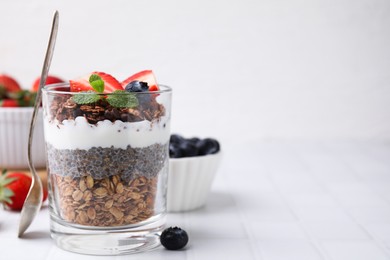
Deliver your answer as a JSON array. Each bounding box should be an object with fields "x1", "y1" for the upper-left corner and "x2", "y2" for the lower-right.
[
  {"x1": 125, "y1": 80, "x2": 149, "y2": 92},
  {"x1": 160, "y1": 227, "x2": 189, "y2": 250}
]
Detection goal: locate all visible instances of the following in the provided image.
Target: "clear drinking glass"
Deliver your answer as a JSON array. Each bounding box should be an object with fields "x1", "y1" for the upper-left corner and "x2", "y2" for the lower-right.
[{"x1": 42, "y1": 83, "x2": 172, "y2": 255}]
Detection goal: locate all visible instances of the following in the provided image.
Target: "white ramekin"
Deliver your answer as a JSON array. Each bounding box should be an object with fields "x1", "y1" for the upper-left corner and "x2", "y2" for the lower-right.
[
  {"x1": 167, "y1": 152, "x2": 222, "y2": 212},
  {"x1": 0, "y1": 107, "x2": 46, "y2": 169}
]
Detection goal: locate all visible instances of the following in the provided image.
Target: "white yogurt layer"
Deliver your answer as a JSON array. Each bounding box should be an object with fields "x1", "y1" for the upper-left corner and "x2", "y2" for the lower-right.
[{"x1": 44, "y1": 116, "x2": 170, "y2": 150}]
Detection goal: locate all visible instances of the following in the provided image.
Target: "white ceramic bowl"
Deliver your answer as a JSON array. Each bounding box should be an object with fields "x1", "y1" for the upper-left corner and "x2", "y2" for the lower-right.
[
  {"x1": 167, "y1": 152, "x2": 222, "y2": 212},
  {"x1": 0, "y1": 107, "x2": 46, "y2": 169}
]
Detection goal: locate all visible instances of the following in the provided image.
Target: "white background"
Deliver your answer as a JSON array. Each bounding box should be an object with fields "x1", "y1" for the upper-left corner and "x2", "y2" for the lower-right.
[
  {"x1": 0, "y1": 0, "x2": 389, "y2": 144},
  {"x1": 1, "y1": 2, "x2": 390, "y2": 259}
]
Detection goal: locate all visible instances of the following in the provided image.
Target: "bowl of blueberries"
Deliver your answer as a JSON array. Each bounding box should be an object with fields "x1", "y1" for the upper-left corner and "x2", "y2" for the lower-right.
[{"x1": 168, "y1": 134, "x2": 221, "y2": 212}]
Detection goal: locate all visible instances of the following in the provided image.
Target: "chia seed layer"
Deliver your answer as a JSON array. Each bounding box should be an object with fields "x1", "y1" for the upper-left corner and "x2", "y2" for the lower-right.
[{"x1": 46, "y1": 142, "x2": 168, "y2": 182}]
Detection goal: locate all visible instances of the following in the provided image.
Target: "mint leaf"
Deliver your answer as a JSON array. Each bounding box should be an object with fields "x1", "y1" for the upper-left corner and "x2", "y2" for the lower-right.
[
  {"x1": 106, "y1": 90, "x2": 139, "y2": 108},
  {"x1": 89, "y1": 74, "x2": 104, "y2": 93},
  {"x1": 72, "y1": 91, "x2": 101, "y2": 104}
]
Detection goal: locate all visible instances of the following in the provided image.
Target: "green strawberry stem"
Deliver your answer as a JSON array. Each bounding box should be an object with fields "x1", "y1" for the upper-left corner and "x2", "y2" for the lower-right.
[{"x1": 0, "y1": 169, "x2": 16, "y2": 204}]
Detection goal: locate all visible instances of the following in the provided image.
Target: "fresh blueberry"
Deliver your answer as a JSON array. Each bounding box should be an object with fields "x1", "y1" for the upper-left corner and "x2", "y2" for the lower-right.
[
  {"x1": 124, "y1": 81, "x2": 152, "y2": 106},
  {"x1": 169, "y1": 134, "x2": 220, "y2": 158},
  {"x1": 197, "y1": 138, "x2": 220, "y2": 155},
  {"x1": 188, "y1": 137, "x2": 200, "y2": 144},
  {"x1": 138, "y1": 94, "x2": 152, "y2": 107},
  {"x1": 160, "y1": 227, "x2": 189, "y2": 250},
  {"x1": 170, "y1": 134, "x2": 185, "y2": 145},
  {"x1": 169, "y1": 143, "x2": 183, "y2": 158},
  {"x1": 125, "y1": 80, "x2": 149, "y2": 92},
  {"x1": 179, "y1": 140, "x2": 199, "y2": 157}
]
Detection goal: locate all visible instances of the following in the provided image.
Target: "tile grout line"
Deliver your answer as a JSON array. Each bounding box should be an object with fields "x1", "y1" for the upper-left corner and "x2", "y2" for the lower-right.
[
  {"x1": 353, "y1": 142, "x2": 390, "y2": 206},
  {"x1": 321, "y1": 142, "x2": 390, "y2": 257},
  {"x1": 262, "y1": 142, "x2": 332, "y2": 260},
  {"x1": 224, "y1": 166, "x2": 265, "y2": 260},
  {"x1": 294, "y1": 142, "x2": 390, "y2": 258},
  {"x1": 334, "y1": 143, "x2": 390, "y2": 257}
]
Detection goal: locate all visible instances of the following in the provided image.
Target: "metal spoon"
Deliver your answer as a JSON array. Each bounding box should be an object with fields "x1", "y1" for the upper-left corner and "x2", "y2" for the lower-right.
[{"x1": 18, "y1": 10, "x2": 59, "y2": 238}]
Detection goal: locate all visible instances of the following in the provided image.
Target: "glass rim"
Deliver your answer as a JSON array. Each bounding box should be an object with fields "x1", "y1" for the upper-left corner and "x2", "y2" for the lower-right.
[{"x1": 42, "y1": 83, "x2": 172, "y2": 95}]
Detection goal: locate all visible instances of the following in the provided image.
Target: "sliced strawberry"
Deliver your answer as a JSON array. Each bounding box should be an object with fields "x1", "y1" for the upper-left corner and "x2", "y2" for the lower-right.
[
  {"x1": 70, "y1": 72, "x2": 123, "y2": 93},
  {"x1": 121, "y1": 70, "x2": 159, "y2": 91},
  {"x1": 0, "y1": 99, "x2": 19, "y2": 107},
  {"x1": 93, "y1": 72, "x2": 123, "y2": 92},
  {"x1": 69, "y1": 77, "x2": 91, "y2": 92},
  {"x1": 0, "y1": 74, "x2": 21, "y2": 93},
  {"x1": 32, "y1": 75, "x2": 64, "y2": 92}
]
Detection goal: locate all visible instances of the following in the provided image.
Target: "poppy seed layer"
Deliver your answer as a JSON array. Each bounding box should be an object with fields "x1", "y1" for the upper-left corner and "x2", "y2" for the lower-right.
[{"x1": 46, "y1": 143, "x2": 168, "y2": 182}]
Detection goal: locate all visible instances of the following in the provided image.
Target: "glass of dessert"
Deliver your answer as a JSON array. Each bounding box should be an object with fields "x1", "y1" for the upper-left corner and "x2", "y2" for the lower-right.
[{"x1": 41, "y1": 70, "x2": 171, "y2": 255}]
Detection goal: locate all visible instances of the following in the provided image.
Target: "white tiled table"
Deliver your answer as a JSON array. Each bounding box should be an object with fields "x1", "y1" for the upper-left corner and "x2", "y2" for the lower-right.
[{"x1": 1, "y1": 141, "x2": 390, "y2": 260}]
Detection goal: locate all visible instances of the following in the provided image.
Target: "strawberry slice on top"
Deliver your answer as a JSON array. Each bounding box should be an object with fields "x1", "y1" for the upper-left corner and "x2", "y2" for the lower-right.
[
  {"x1": 70, "y1": 72, "x2": 123, "y2": 93},
  {"x1": 121, "y1": 70, "x2": 159, "y2": 91}
]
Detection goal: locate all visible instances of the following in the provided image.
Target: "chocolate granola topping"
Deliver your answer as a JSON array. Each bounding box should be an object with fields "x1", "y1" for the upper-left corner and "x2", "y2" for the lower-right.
[{"x1": 47, "y1": 94, "x2": 165, "y2": 125}]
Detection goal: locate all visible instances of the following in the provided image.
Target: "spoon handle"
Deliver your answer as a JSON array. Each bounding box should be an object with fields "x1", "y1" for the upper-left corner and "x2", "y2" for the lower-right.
[
  {"x1": 28, "y1": 11, "x2": 59, "y2": 158},
  {"x1": 18, "y1": 11, "x2": 59, "y2": 237}
]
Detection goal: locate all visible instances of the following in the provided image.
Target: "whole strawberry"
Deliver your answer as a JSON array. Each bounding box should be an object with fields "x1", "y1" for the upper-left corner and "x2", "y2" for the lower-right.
[
  {"x1": 31, "y1": 75, "x2": 64, "y2": 92},
  {"x1": 0, "y1": 74, "x2": 21, "y2": 98},
  {"x1": 0, "y1": 169, "x2": 32, "y2": 211},
  {"x1": 0, "y1": 99, "x2": 19, "y2": 107}
]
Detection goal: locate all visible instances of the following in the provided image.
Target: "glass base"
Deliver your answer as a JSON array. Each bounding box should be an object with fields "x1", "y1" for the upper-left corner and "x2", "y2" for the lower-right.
[{"x1": 50, "y1": 214, "x2": 166, "y2": 255}]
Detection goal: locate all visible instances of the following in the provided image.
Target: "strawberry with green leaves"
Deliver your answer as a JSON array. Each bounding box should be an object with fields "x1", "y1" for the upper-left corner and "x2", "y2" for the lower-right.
[
  {"x1": 31, "y1": 75, "x2": 64, "y2": 92},
  {"x1": 0, "y1": 169, "x2": 48, "y2": 211},
  {"x1": 0, "y1": 74, "x2": 21, "y2": 99},
  {"x1": 0, "y1": 74, "x2": 21, "y2": 93},
  {"x1": 0, "y1": 99, "x2": 19, "y2": 107},
  {"x1": 0, "y1": 170, "x2": 31, "y2": 211},
  {"x1": 4, "y1": 90, "x2": 37, "y2": 107},
  {"x1": 0, "y1": 74, "x2": 40, "y2": 107}
]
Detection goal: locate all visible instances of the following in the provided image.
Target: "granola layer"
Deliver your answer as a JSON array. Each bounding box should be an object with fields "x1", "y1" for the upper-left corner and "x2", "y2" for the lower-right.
[{"x1": 53, "y1": 174, "x2": 158, "y2": 227}]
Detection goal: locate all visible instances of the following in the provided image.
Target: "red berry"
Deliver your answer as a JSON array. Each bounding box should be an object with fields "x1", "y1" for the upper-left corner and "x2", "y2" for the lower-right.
[
  {"x1": 42, "y1": 187, "x2": 48, "y2": 202},
  {"x1": 0, "y1": 99, "x2": 19, "y2": 107},
  {"x1": 0, "y1": 171, "x2": 32, "y2": 211},
  {"x1": 70, "y1": 72, "x2": 123, "y2": 93},
  {"x1": 31, "y1": 75, "x2": 64, "y2": 92},
  {"x1": 0, "y1": 74, "x2": 21, "y2": 93},
  {"x1": 121, "y1": 70, "x2": 159, "y2": 91}
]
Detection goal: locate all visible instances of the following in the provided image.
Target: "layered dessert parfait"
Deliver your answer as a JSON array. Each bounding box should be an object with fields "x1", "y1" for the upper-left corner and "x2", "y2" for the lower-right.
[{"x1": 42, "y1": 70, "x2": 171, "y2": 227}]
